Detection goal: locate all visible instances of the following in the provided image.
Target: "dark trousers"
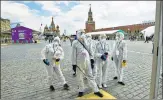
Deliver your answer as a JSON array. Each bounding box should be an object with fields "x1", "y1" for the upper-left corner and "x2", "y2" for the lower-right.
[
  {"x1": 145, "y1": 37, "x2": 149, "y2": 43},
  {"x1": 73, "y1": 65, "x2": 76, "y2": 73},
  {"x1": 49, "y1": 39, "x2": 52, "y2": 43}
]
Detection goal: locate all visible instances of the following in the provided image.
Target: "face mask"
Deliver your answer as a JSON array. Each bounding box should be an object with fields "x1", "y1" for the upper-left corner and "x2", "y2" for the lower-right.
[
  {"x1": 116, "y1": 36, "x2": 120, "y2": 40},
  {"x1": 116, "y1": 33, "x2": 121, "y2": 41},
  {"x1": 54, "y1": 43, "x2": 59, "y2": 47},
  {"x1": 87, "y1": 37, "x2": 92, "y2": 41},
  {"x1": 79, "y1": 38, "x2": 84, "y2": 42},
  {"x1": 101, "y1": 38, "x2": 106, "y2": 42},
  {"x1": 77, "y1": 31, "x2": 83, "y2": 39},
  {"x1": 54, "y1": 40, "x2": 59, "y2": 43}
]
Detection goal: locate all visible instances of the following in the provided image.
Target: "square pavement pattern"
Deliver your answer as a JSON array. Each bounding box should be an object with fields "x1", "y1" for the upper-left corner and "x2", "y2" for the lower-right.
[{"x1": 1, "y1": 40, "x2": 162, "y2": 100}]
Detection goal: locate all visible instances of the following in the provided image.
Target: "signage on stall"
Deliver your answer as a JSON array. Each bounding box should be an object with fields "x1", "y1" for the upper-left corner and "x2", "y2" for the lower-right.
[
  {"x1": 18, "y1": 30, "x2": 25, "y2": 32},
  {"x1": 19, "y1": 33, "x2": 25, "y2": 39}
]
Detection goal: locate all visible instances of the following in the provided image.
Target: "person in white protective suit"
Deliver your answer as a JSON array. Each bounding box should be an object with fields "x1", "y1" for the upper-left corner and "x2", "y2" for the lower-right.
[
  {"x1": 41, "y1": 36, "x2": 69, "y2": 91},
  {"x1": 112, "y1": 30, "x2": 127, "y2": 85},
  {"x1": 71, "y1": 29, "x2": 103, "y2": 97},
  {"x1": 85, "y1": 34, "x2": 97, "y2": 79},
  {"x1": 95, "y1": 34, "x2": 112, "y2": 89}
]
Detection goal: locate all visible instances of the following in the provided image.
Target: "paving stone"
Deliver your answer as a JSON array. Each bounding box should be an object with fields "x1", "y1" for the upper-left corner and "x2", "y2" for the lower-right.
[
  {"x1": 144, "y1": 95, "x2": 149, "y2": 99},
  {"x1": 133, "y1": 96, "x2": 141, "y2": 99},
  {"x1": 126, "y1": 94, "x2": 134, "y2": 98},
  {"x1": 1, "y1": 40, "x2": 162, "y2": 100},
  {"x1": 137, "y1": 93, "x2": 146, "y2": 98}
]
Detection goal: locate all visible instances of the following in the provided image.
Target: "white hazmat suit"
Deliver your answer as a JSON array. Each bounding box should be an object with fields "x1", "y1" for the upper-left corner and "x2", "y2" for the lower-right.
[
  {"x1": 85, "y1": 34, "x2": 97, "y2": 78},
  {"x1": 71, "y1": 29, "x2": 103, "y2": 97},
  {"x1": 112, "y1": 30, "x2": 127, "y2": 85},
  {"x1": 41, "y1": 36, "x2": 69, "y2": 91},
  {"x1": 95, "y1": 34, "x2": 112, "y2": 88}
]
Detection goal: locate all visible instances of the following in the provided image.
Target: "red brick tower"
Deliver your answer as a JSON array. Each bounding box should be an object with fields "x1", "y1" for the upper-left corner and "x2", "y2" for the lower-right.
[{"x1": 85, "y1": 4, "x2": 95, "y2": 33}]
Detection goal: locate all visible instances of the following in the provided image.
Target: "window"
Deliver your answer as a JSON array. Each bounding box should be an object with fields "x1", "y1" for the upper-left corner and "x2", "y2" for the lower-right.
[{"x1": 19, "y1": 33, "x2": 25, "y2": 39}]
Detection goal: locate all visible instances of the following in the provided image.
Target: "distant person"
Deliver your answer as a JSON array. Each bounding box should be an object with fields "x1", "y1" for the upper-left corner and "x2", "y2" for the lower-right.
[
  {"x1": 48, "y1": 37, "x2": 51, "y2": 43},
  {"x1": 69, "y1": 37, "x2": 73, "y2": 46},
  {"x1": 144, "y1": 36, "x2": 149, "y2": 43},
  {"x1": 5, "y1": 38, "x2": 6, "y2": 43},
  {"x1": 51, "y1": 36, "x2": 54, "y2": 43},
  {"x1": 140, "y1": 35, "x2": 143, "y2": 40}
]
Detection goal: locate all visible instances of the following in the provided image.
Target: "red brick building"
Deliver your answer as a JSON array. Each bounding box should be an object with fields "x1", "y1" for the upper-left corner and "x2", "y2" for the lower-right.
[
  {"x1": 85, "y1": 4, "x2": 95, "y2": 33},
  {"x1": 85, "y1": 4, "x2": 155, "y2": 38}
]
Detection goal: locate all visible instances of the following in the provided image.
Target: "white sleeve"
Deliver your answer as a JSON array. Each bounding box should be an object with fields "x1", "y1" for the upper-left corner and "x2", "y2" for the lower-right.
[
  {"x1": 59, "y1": 47, "x2": 64, "y2": 60},
  {"x1": 89, "y1": 42, "x2": 94, "y2": 59},
  {"x1": 94, "y1": 42, "x2": 102, "y2": 58},
  {"x1": 122, "y1": 41, "x2": 127, "y2": 60},
  {"x1": 72, "y1": 40, "x2": 77, "y2": 65},
  {"x1": 105, "y1": 42, "x2": 112, "y2": 56},
  {"x1": 41, "y1": 46, "x2": 48, "y2": 60}
]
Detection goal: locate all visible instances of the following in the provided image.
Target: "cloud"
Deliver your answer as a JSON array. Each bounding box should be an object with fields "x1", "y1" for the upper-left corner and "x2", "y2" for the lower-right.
[
  {"x1": 1, "y1": 1, "x2": 156, "y2": 35},
  {"x1": 34, "y1": 1, "x2": 61, "y2": 15},
  {"x1": 78, "y1": 1, "x2": 156, "y2": 27},
  {"x1": 54, "y1": 1, "x2": 156, "y2": 34},
  {"x1": 34, "y1": 1, "x2": 79, "y2": 15},
  {"x1": 1, "y1": 1, "x2": 50, "y2": 32},
  {"x1": 55, "y1": 1, "x2": 74, "y2": 6},
  {"x1": 22, "y1": 1, "x2": 32, "y2": 4},
  {"x1": 1, "y1": 1, "x2": 34, "y2": 21}
]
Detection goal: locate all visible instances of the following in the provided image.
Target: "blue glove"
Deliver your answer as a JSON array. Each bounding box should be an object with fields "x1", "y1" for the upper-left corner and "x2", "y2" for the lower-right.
[
  {"x1": 101, "y1": 54, "x2": 107, "y2": 61},
  {"x1": 43, "y1": 59, "x2": 50, "y2": 66}
]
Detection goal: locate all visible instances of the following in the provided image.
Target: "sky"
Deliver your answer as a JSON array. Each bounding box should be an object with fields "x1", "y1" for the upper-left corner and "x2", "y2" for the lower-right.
[{"x1": 1, "y1": 1, "x2": 156, "y2": 35}]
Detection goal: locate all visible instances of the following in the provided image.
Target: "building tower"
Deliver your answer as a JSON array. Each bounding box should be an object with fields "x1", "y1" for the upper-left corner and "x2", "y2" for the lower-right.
[
  {"x1": 51, "y1": 17, "x2": 55, "y2": 30},
  {"x1": 56, "y1": 25, "x2": 60, "y2": 36},
  {"x1": 44, "y1": 25, "x2": 49, "y2": 34},
  {"x1": 43, "y1": 17, "x2": 60, "y2": 37},
  {"x1": 85, "y1": 4, "x2": 95, "y2": 33}
]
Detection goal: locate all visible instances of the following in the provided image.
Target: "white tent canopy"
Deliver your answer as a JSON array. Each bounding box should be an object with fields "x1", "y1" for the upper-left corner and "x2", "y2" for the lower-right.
[
  {"x1": 86, "y1": 30, "x2": 119, "y2": 35},
  {"x1": 141, "y1": 26, "x2": 155, "y2": 38}
]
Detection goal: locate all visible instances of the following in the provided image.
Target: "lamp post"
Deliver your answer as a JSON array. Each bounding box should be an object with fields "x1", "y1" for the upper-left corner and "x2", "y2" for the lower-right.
[{"x1": 150, "y1": 1, "x2": 162, "y2": 99}]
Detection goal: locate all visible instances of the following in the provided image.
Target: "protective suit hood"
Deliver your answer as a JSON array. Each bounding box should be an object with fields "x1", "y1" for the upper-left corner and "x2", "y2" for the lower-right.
[
  {"x1": 53, "y1": 42, "x2": 59, "y2": 47},
  {"x1": 53, "y1": 36, "x2": 60, "y2": 44},
  {"x1": 116, "y1": 30, "x2": 125, "y2": 42},
  {"x1": 76, "y1": 29, "x2": 85, "y2": 39},
  {"x1": 86, "y1": 34, "x2": 92, "y2": 43},
  {"x1": 79, "y1": 34, "x2": 88, "y2": 45}
]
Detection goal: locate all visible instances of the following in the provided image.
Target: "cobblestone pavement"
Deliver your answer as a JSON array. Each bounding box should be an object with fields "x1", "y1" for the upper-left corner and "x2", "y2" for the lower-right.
[{"x1": 1, "y1": 40, "x2": 162, "y2": 100}]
